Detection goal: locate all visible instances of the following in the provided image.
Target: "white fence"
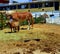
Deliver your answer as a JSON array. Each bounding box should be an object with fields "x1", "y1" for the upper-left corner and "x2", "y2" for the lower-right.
[
  {"x1": 46, "y1": 17, "x2": 60, "y2": 24},
  {"x1": 31, "y1": 11, "x2": 60, "y2": 17},
  {"x1": 31, "y1": 11, "x2": 60, "y2": 24}
]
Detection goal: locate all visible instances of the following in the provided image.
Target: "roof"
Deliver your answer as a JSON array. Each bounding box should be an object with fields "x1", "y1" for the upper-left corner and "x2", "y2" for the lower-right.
[{"x1": 0, "y1": 0, "x2": 60, "y2": 7}]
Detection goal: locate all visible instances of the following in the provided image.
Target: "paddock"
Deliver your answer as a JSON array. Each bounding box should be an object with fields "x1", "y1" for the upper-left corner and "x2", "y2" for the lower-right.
[
  {"x1": 0, "y1": 0, "x2": 60, "y2": 54},
  {"x1": 0, "y1": 24, "x2": 60, "y2": 54}
]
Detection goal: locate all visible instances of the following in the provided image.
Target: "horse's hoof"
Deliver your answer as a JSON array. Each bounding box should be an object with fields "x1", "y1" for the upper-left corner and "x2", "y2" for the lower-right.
[
  {"x1": 27, "y1": 28, "x2": 30, "y2": 30},
  {"x1": 14, "y1": 31, "x2": 16, "y2": 32}
]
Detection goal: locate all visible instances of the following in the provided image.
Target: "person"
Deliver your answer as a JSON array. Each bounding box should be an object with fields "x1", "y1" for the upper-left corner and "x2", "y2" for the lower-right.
[
  {"x1": 9, "y1": 15, "x2": 13, "y2": 23},
  {"x1": 28, "y1": 10, "x2": 30, "y2": 12}
]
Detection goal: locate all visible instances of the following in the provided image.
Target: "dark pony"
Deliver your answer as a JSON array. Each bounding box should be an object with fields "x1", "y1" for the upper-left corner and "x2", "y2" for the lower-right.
[
  {"x1": 6, "y1": 14, "x2": 20, "y2": 32},
  {"x1": 6, "y1": 21, "x2": 20, "y2": 32}
]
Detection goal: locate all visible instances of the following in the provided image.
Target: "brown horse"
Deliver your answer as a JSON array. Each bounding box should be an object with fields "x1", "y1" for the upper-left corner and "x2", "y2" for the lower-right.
[
  {"x1": 6, "y1": 21, "x2": 20, "y2": 32},
  {"x1": 11, "y1": 12, "x2": 34, "y2": 30}
]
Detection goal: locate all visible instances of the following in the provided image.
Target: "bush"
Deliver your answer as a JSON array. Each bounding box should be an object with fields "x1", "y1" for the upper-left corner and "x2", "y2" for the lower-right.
[
  {"x1": 20, "y1": 15, "x2": 46, "y2": 25},
  {"x1": 20, "y1": 20, "x2": 28, "y2": 25},
  {"x1": 34, "y1": 15, "x2": 46, "y2": 24}
]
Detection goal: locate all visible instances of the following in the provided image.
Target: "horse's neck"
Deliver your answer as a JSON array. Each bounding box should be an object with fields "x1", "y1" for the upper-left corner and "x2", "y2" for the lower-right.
[{"x1": 7, "y1": 22, "x2": 11, "y2": 27}]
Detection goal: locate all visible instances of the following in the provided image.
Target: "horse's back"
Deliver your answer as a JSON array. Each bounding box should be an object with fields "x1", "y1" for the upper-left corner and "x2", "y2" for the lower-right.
[
  {"x1": 11, "y1": 12, "x2": 33, "y2": 21},
  {"x1": 11, "y1": 21, "x2": 19, "y2": 27},
  {"x1": 19, "y1": 12, "x2": 32, "y2": 18}
]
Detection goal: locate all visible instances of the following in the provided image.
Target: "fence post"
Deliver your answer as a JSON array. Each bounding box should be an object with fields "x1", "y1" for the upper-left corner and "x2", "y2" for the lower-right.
[
  {"x1": 59, "y1": 11, "x2": 60, "y2": 17},
  {"x1": 0, "y1": 12, "x2": 3, "y2": 30}
]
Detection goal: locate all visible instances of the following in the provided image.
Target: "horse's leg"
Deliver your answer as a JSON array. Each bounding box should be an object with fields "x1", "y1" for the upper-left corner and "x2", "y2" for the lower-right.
[
  {"x1": 31, "y1": 18, "x2": 34, "y2": 29},
  {"x1": 27, "y1": 20, "x2": 30, "y2": 30},
  {"x1": 14, "y1": 27, "x2": 16, "y2": 32},
  {"x1": 18, "y1": 26, "x2": 20, "y2": 32},
  {"x1": 11, "y1": 27, "x2": 12, "y2": 32}
]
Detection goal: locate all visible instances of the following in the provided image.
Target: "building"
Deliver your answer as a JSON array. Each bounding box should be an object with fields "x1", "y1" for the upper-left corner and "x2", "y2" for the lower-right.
[
  {"x1": 0, "y1": 0, "x2": 9, "y2": 3},
  {"x1": 0, "y1": 0, "x2": 60, "y2": 11}
]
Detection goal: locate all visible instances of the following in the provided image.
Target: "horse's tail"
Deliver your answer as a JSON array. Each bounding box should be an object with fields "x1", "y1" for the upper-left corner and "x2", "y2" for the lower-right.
[
  {"x1": 31, "y1": 16, "x2": 34, "y2": 28},
  {"x1": 29, "y1": 13, "x2": 34, "y2": 28}
]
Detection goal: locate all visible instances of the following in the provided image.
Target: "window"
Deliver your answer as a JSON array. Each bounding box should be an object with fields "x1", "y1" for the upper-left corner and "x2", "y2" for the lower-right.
[
  {"x1": 38, "y1": 3, "x2": 42, "y2": 8},
  {"x1": 24, "y1": 4, "x2": 28, "y2": 9},
  {"x1": 35, "y1": 3, "x2": 38, "y2": 8},
  {"x1": 45, "y1": 2, "x2": 53, "y2": 7},
  {"x1": 30, "y1": 3, "x2": 35, "y2": 8},
  {"x1": 18, "y1": 5, "x2": 21, "y2": 9},
  {"x1": 9, "y1": 5, "x2": 16, "y2": 10}
]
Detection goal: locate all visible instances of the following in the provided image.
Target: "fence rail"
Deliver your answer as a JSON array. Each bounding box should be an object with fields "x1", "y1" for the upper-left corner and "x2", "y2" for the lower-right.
[{"x1": 32, "y1": 11, "x2": 60, "y2": 24}]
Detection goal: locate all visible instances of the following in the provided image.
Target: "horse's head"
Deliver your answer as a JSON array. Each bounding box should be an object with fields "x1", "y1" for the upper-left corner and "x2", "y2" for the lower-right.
[
  {"x1": 5, "y1": 21, "x2": 11, "y2": 27},
  {"x1": 6, "y1": 14, "x2": 10, "y2": 19},
  {"x1": 43, "y1": 13, "x2": 49, "y2": 18}
]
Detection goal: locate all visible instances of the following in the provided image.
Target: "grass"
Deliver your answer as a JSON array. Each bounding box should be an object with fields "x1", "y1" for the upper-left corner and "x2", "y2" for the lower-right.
[
  {"x1": 0, "y1": 7, "x2": 55, "y2": 12},
  {"x1": 0, "y1": 25, "x2": 48, "y2": 41},
  {"x1": 0, "y1": 24, "x2": 60, "y2": 53},
  {"x1": 0, "y1": 24, "x2": 60, "y2": 42},
  {"x1": 0, "y1": 29, "x2": 46, "y2": 41},
  {"x1": 11, "y1": 7, "x2": 54, "y2": 12}
]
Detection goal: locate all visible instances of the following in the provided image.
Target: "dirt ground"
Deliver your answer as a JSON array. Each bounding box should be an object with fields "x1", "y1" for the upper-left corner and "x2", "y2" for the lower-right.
[{"x1": 0, "y1": 24, "x2": 60, "y2": 54}]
